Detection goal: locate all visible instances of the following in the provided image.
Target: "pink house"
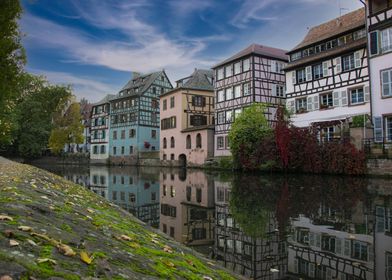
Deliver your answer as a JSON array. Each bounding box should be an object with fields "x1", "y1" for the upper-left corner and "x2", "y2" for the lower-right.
[{"x1": 159, "y1": 69, "x2": 214, "y2": 166}]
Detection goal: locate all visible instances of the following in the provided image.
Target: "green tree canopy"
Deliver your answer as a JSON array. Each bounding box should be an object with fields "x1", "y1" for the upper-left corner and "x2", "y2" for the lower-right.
[{"x1": 0, "y1": 0, "x2": 26, "y2": 144}]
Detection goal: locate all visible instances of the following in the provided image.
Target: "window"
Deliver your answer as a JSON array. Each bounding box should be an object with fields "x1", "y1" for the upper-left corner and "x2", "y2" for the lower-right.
[
  {"x1": 296, "y1": 98, "x2": 307, "y2": 113},
  {"x1": 113, "y1": 130, "x2": 117, "y2": 140},
  {"x1": 275, "y1": 85, "x2": 285, "y2": 97},
  {"x1": 121, "y1": 146, "x2": 124, "y2": 154},
  {"x1": 342, "y1": 53, "x2": 355, "y2": 71},
  {"x1": 129, "y1": 129, "x2": 136, "y2": 138},
  {"x1": 196, "y1": 133, "x2": 202, "y2": 148},
  {"x1": 129, "y1": 146, "x2": 133, "y2": 154},
  {"x1": 170, "y1": 227, "x2": 174, "y2": 238},
  {"x1": 170, "y1": 137, "x2": 175, "y2": 148},
  {"x1": 162, "y1": 224, "x2": 167, "y2": 233},
  {"x1": 113, "y1": 176, "x2": 116, "y2": 184},
  {"x1": 112, "y1": 191, "x2": 117, "y2": 200},
  {"x1": 234, "y1": 62, "x2": 241, "y2": 74},
  {"x1": 93, "y1": 145, "x2": 98, "y2": 154},
  {"x1": 151, "y1": 130, "x2": 157, "y2": 139},
  {"x1": 151, "y1": 192, "x2": 156, "y2": 201},
  {"x1": 170, "y1": 96, "x2": 175, "y2": 108},
  {"x1": 234, "y1": 85, "x2": 241, "y2": 98},
  {"x1": 370, "y1": 0, "x2": 392, "y2": 14},
  {"x1": 100, "y1": 176, "x2": 105, "y2": 185},
  {"x1": 121, "y1": 130, "x2": 125, "y2": 139},
  {"x1": 100, "y1": 145, "x2": 105, "y2": 154},
  {"x1": 382, "y1": 69, "x2": 392, "y2": 97},
  {"x1": 243, "y1": 83, "x2": 250, "y2": 96},
  {"x1": 313, "y1": 64, "x2": 323, "y2": 79},
  {"x1": 186, "y1": 135, "x2": 191, "y2": 149},
  {"x1": 226, "y1": 110, "x2": 233, "y2": 123},
  {"x1": 225, "y1": 64, "x2": 233, "y2": 77},
  {"x1": 192, "y1": 95, "x2": 205, "y2": 107},
  {"x1": 129, "y1": 193, "x2": 136, "y2": 202},
  {"x1": 297, "y1": 68, "x2": 306, "y2": 83},
  {"x1": 321, "y1": 126, "x2": 334, "y2": 142},
  {"x1": 151, "y1": 112, "x2": 157, "y2": 123},
  {"x1": 320, "y1": 92, "x2": 333, "y2": 108},
  {"x1": 163, "y1": 99, "x2": 167, "y2": 110},
  {"x1": 170, "y1": 186, "x2": 175, "y2": 197},
  {"x1": 291, "y1": 51, "x2": 302, "y2": 61},
  {"x1": 225, "y1": 87, "x2": 233, "y2": 100},
  {"x1": 163, "y1": 138, "x2": 167, "y2": 149},
  {"x1": 113, "y1": 146, "x2": 117, "y2": 155},
  {"x1": 353, "y1": 29, "x2": 366, "y2": 40},
  {"x1": 243, "y1": 59, "x2": 250, "y2": 71},
  {"x1": 217, "y1": 112, "x2": 225, "y2": 124},
  {"x1": 352, "y1": 240, "x2": 368, "y2": 261},
  {"x1": 93, "y1": 175, "x2": 98, "y2": 184},
  {"x1": 234, "y1": 108, "x2": 242, "y2": 120},
  {"x1": 217, "y1": 68, "x2": 224, "y2": 80},
  {"x1": 217, "y1": 136, "x2": 224, "y2": 149},
  {"x1": 381, "y1": 27, "x2": 392, "y2": 53},
  {"x1": 387, "y1": 117, "x2": 392, "y2": 142},
  {"x1": 161, "y1": 117, "x2": 176, "y2": 130},
  {"x1": 350, "y1": 88, "x2": 364, "y2": 104},
  {"x1": 192, "y1": 228, "x2": 206, "y2": 240},
  {"x1": 190, "y1": 115, "x2": 207, "y2": 126},
  {"x1": 161, "y1": 204, "x2": 176, "y2": 217},
  {"x1": 321, "y1": 235, "x2": 335, "y2": 253},
  {"x1": 217, "y1": 90, "x2": 224, "y2": 102}
]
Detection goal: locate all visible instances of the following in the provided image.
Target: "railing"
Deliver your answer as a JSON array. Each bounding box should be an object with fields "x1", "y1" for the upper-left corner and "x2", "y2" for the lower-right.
[{"x1": 363, "y1": 138, "x2": 392, "y2": 158}]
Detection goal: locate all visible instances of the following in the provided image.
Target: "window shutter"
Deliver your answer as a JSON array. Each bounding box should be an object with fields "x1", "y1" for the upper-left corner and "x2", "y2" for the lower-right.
[
  {"x1": 293, "y1": 258, "x2": 298, "y2": 274},
  {"x1": 292, "y1": 71, "x2": 297, "y2": 84},
  {"x1": 313, "y1": 96, "x2": 320, "y2": 110},
  {"x1": 307, "y1": 96, "x2": 313, "y2": 111},
  {"x1": 316, "y1": 233, "x2": 321, "y2": 248},
  {"x1": 322, "y1": 61, "x2": 329, "y2": 77},
  {"x1": 354, "y1": 50, "x2": 362, "y2": 68},
  {"x1": 306, "y1": 66, "x2": 312, "y2": 81},
  {"x1": 370, "y1": 31, "x2": 379, "y2": 56},
  {"x1": 271, "y1": 60, "x2": 277, "y2": 73},
  {"x1": 202, "y1": 97, "x2": 206, "y2": 107},
  {"x1": 341, "y1": 90, "x2": 348, "y2": 106},
  {"x1": 374, "y1": 116, "x2": 383, "y2": 142},
  {"x1": 308, "y1": 263, "x2": 315, "y2": 278},
  {"x1": 335, "y1": 57, "x2": 341, "y2": 73},
  {"x1": 368, "y1": 244, "x2": 374, "y2": 262},
  {"x1": 309, "y1": 232, "x2": 315, "y2": 246},
  {"x1": 333, "y1": 91, "x2": 341, "y2": 107},
  {"x1": 272, "y1": 84, "x2": 277, "y2": 96},
  {"x1": 335, "y1": 238, "x2": 342, "y2": 255},
  {"x1": 344, "y1": 239, "x2": 351, "y2": 257},
  {"x1": 364, "y1": 86, "x2": 370, "y2": 102},
  {"x1": 287, "y1": 100, "x2": 295, "y2": 114}
]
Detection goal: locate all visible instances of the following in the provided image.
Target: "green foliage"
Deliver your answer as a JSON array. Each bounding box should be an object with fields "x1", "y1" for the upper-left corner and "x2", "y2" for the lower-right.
[
  {"x1": 0, "y1": 0, "x2": 26, "y2": 145},
  {"x1": 351, "y1": 114, "x2": 368, "y2": 128},
  {"x1": 49, "y1": 102, "x2": 84, "y2": 154},
  {"x1": 228, "y1": 103, "x2": 273, "y2": 170},
  {"x1": 217, "y1": 156, "x2": 233, "y2": 169}
]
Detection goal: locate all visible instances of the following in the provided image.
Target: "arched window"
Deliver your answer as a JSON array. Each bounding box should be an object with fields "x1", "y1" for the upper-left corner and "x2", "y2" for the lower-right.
[
  {"x1": 186, "y1": 135, "x2": 191, "y2": 149},
  {"x1": 196, "y1": 133, "x2": 202, "y2": 148},
  {"x1": 170, "y1": 137, "x2": 175, "y2": 148},
  {"x1": 163, "y1": 138, "x2": 167, "y2": 149}
]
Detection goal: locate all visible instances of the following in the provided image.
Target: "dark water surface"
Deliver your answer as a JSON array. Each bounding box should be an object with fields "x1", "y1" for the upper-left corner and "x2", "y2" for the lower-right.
[{"x1": 34, "y1": 163, "x2": 392, "y2": 280}]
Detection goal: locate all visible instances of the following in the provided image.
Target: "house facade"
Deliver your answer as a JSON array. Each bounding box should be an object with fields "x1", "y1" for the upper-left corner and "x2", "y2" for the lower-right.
[
  {"x1": 213, "y1": 44, "x2": 288, "y2": 157},
  {"x1": 285, "y1": 8, "x2": 371, "y2": 144},
  {"x1": 159, "y1": 69, "x2": 214, "y2": 166},
  {"x1": 90, "y1": 94, "x2": 115, "y2": 164},
  {"x1": 367, "y1": 0, "x2": 392, "y2": 144},
  {"x1": 109, "y1": 71, "x2": 172, "y2": 165}
]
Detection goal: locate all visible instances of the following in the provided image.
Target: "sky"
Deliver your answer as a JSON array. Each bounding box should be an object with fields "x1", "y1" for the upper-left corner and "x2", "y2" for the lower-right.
[{"x1": 20, "y1": 0, "x2": 363, "y2": 103}]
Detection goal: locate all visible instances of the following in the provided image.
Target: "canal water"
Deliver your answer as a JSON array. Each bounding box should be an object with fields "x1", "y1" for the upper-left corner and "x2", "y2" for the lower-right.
[{"x1": 34, "y1": 164, "x2": 392, "y2": 280}]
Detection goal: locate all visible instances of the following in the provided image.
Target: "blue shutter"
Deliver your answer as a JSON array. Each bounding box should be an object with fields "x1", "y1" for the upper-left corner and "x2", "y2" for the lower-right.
[{"x1": 374, "y1": 116, "x2": 383, "y2": 142}]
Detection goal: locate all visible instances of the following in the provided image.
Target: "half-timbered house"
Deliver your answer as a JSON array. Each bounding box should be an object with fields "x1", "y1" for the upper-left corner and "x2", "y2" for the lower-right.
[
  {"x1": 366, "y1": 0, "x2": 392, "y2": 145},
  {"x1": 90, "y1": 94, "x2": 115, "y2": 164},
  {"x1": 212, "y1": 44, "x2": 288, "y2": 157},
  {"x1": 159, "y1": 69, "x2": 214, "y2": 166},
  {"x1": 285, "y1": 8, "x2": 371, "y2": 144},
  {"x1": 109, "y1": 71, "x2": 172, "y2": 165}
]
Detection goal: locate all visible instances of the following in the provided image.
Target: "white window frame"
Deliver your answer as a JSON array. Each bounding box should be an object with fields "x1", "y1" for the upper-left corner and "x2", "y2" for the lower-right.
[
  {"x1": 381, "y1": 27, "x2": 392, "y2": 53},
  {"x1": 382, "y1": 69, "x2": 392, "y2": 97},
  {"x1": 234, "y1": 85, "x2": 241, "y2": 98},
  {"x1": 386, "y1": 116, "x2": 392, "y2": 142},
  {"x1": 243, "y1": 59, "x2": 250, "y2": 71},
  {"x1": 350, "y1": 87, "x2": 365, "y2": 105},
  {"x1": 217, "y1": 90, "x2": 225, "y2": 102},
  {"x1": 225, "y1": 87, "x2": 233, "y2": 100},
  {"x1": 296, "y1": 98, "x2": 307, "y2": 113},
  {"x1": 225, "y1": 64, "x2": 233, "y2": 78},
  {"x1": 217, "y1": 112, "x2": 225, "y2": 124},
  {"x1": 217, "y1": 68, "x2": 224, "y2": 80},
  {"x1": 234, "y1": 62, "x2": 241, "y2": 75},
  {"x1": 226, "y1": 110, "x2": 233, "y2": 123},
  {"x1": 217, "y1": 136, "x2": 225, "y2": 149},
  {"x1": 342, "y1": 53, "x2": 355, "y2": 71},
  {"x1": 243, "y1": 83, "x2": 251, "y2": 96}
]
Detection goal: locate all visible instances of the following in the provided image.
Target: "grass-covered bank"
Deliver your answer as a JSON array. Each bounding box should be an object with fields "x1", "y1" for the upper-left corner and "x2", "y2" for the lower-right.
[{"x1": 0, "y1": 157, "x2": 238, "y2": 279}]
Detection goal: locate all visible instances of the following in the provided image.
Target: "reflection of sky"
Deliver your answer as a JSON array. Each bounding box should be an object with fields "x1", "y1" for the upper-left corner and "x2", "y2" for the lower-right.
[{"x1": 37, "y1": 164, "x2": 392, "y2": 280}]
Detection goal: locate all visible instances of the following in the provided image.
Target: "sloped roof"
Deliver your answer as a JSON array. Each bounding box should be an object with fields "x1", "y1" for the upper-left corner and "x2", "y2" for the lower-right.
[
  {"x1": 289, "y1": 8, "x2": 365, "y2": 53},
  {"x1": 93, "y1": 94, "x2": 116, "y2": 106},
  {"x1": 213, "y1": 44, "x2": 288, "y2": 69},
  {"x1": 119, "y1": 71, "x2": 163, "y2": 96},
  {"x1": 177, "y1": 69, "x2": 214, "y2": 91}
]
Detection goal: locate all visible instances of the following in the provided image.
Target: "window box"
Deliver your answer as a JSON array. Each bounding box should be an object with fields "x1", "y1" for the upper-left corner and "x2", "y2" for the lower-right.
[{"x1": 296, "y1": 108, "x2": 307, "y2": 114}]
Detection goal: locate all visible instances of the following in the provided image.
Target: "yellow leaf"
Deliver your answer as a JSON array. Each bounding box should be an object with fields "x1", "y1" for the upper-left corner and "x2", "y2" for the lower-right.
[
  {"x1": 163, "y1": 245, "x2": 173, "y2": 253},
  {"x1": 0, "y1": 215, "x2": 13, "y2": 221},
  {"x1": 162, "y1": 260, "x2": 175, "y2": 268},
  {"x1": 129, "y1": 242, "x2": 141, "y2": 249},
  {"x1": 37, "y1": 258, "x2": 57, "y2": 265},
  {"x1": 87, "y1": 208, "x2": 95, "y2": 214},
  {"x1": 120, "y1": 235, "x2": 132, "y2": 241},
  {"x1": 57, "y1": 243, "x2": 76, "y2": 256},
  {"x1": 80, "y1": 251, "x2": 92, "y2": 264},
  {"x1": 18, "y1": 226, "x2": 32, "y2": 232},
  {"x1": 9, "y1": 239, "x2": 19, "y2": 247}
]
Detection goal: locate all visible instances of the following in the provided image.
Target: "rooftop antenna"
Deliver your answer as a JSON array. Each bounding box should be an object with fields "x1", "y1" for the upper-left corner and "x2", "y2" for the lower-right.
[{"x1": 338, "y1": 0, "x2": 349, "y2": 16}]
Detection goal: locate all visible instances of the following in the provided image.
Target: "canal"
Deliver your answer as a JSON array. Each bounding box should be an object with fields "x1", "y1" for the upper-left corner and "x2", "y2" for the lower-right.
[{"x1": 34, "y1": 163, "x2": 392, "y2": 280}]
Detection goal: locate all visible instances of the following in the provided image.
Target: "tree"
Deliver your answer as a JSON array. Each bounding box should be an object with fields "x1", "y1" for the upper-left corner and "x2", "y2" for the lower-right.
[
  {"x1": 0, "y1": 0, "x2": 26, "y2": 145},
  {"x1": 228, "y1": 103, "x2": 275, "y2": 170},
  {"x1": 49, "y1": 102, "x2": 84, "y2": 154},
  {"x1": 15, "y1": 74, "x2": 72, "y2": 158}
]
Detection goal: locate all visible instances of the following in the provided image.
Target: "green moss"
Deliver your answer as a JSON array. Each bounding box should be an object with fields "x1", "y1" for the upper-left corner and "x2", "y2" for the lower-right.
[{"x1": 60, "y1": 223, "x2": 73, "y2": 233}]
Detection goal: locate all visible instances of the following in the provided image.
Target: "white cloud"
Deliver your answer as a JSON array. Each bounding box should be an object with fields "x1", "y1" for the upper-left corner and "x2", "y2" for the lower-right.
[{"x1": 28, "y1": 68, "x2": 118, "y2": 103}]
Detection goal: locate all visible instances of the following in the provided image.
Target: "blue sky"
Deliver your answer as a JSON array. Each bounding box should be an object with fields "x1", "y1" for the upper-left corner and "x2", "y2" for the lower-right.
[{"x1": 20, "y1": 0, "x2": 363, "y2": 102}]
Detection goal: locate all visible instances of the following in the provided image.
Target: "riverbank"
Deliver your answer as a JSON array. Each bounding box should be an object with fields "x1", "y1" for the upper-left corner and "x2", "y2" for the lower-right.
[{"x1": 0, "y1": 157, "x2": 239, "y2": 279}]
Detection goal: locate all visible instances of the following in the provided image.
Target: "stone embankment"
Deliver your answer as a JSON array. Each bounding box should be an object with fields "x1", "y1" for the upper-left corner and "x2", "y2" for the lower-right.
[{"x1": 0, "y1": 157, "x2": 238, "y2": 280}]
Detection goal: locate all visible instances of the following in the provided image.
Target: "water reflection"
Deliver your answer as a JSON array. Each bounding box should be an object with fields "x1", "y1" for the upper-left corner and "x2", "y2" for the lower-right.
[{"x1": 36, "y1": 163, "x2": 392, "y2": 280}]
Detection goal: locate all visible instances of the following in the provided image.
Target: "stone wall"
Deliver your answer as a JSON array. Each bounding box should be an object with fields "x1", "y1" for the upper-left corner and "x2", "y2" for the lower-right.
[{"x1": 367, "y1": 158, "x2": 392, "y2": 176}]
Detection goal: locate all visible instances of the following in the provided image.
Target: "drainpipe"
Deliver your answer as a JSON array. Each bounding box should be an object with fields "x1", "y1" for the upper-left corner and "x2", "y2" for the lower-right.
[{"x1": 359, "y1": 0, "x2": 373, "y2": 142}]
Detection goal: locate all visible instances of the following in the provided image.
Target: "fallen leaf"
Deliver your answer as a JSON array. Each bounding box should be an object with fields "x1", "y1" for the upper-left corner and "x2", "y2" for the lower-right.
[
  {"x1": 120, "y1": 235, "x2": 132, "y2": 241},
  {"x1": 9, "y1": 239, "x2": 19, "y2": 247},
  {"x1": 129, "y1": 242, "x2": 141, "y2": 249},
  {"x1": 162, "y1": 260, "x2": 175, "y2": 268},
  {"x1": 163, "y1": 245, "x2": 173, "y2": 253},
  {"x1": 27, "y1": 239, "x2": 38, "y2": 246},
  {"x1": 0, "y1": 275, "x2": 13, "y2": 280},
  {"x1": 37, "y1": 258, "x2": 57, "y2": 265},
  {"x1": 151, "y1": 238, "x2": 160, "y2": 245},
  {"x1": 80, "y1": 251, "x2": 92, "y2": 264},
  {"x1": 0, "y1": 215, "x2": 13, "y2": 221},
  {"x1": 203, "y1": 277, "x2": 213, "y2": 280},
  {"x1": 57, "y1": 244, "x2": 76, "y2": 256},
  {"x1": 87, "y1": 208, "x2": 95, "y2": 214},
  {"x1": 18, "y1": 226, "x2": 32, "y2": 232}
]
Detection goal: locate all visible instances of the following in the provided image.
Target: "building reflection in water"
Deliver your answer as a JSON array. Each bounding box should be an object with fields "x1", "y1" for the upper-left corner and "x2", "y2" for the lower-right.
[{"x1": 43, "y1": 164, "x2": 392, "y2": 280}]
